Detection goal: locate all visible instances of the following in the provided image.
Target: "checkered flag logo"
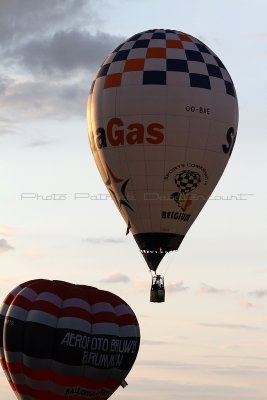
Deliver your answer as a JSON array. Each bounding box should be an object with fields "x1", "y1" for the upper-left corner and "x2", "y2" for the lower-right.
[{"x1": 174, "y1": 170, "x2": 201, "y2": 193}]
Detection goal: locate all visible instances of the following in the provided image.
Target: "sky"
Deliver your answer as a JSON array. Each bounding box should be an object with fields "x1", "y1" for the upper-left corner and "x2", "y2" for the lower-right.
[{"x1": 0, "y1": 0, "x2": 267, "y2": 399}]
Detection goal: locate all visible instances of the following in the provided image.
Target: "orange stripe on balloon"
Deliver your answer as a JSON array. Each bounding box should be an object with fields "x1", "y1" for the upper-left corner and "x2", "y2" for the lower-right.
[{"x1": 104, "y1": 73, "x2": 122, "y2": 89}]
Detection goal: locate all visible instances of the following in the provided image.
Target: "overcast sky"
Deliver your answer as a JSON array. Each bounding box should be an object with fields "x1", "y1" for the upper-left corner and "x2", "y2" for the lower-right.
[{"x1": 1, "y1": 1, "x2": 267, "y2": 399}]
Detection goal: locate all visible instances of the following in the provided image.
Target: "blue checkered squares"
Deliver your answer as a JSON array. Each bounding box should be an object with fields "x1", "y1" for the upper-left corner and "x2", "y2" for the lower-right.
[
  {"x1": 143, "y1": 71, "x2": 166, "y2": 85},
  {"x1": 91, "y1": 29, "x2": 236, "y2": 97}
]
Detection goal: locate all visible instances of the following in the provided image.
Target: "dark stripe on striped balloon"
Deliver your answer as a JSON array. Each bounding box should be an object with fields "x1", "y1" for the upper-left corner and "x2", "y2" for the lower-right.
[
  {"x1": 8, "y1": 295, "x2": 137, "y2": 324},
  {"x1": 0, "y1": 315, "x2": 4, "y2": 348},
  {"x1": 20, "y1": 280, "x2": 127, "y2": 308},
  {"x1": 4, "y1": 352, "x2": 127, "y2": 381},
  {"x1": 4, "y1": 318, "x2": 140, "y2": 370},
  {"x1": 12, "y1": 383, "x2": 113, "y2": 400},
  {"x1": 7, "y1": 362, "x2": 119, "y2": 389}
]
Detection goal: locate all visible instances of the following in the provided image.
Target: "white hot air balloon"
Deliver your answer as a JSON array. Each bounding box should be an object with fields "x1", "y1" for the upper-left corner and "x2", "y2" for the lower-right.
[{"x1": 87, "y1": 29, "x2": 238, "y2": 302}]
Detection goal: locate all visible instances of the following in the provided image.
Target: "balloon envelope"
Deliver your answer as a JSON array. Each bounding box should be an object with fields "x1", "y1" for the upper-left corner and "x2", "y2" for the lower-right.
[
  {"x1": 87, "y1": 29, "x2": 238, "y2": 271},
  {"x1": 0, "y1": 279, "x2": 140, "y2": 400}
]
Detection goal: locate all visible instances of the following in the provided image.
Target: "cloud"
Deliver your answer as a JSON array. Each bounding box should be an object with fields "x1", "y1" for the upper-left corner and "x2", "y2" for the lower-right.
[
  {"x1": 125, "y1": 376, "x2": 254, "y2": 399},
  {"x1": 197, "y1": 282, "x2": 236, "y2": 294},
  {"x1": 198, "y1": 322, "x2": 261, "y2": 331},
  {"x1": 0, "y1": 0, "x2": 96, "y2": 47},
  {"x1": 11, "y1": 30, "x2": 124, "y2": 76},
  {"x1": 0, "y1": 239, "x2": 14, "y2": 254},
  {"x1": 83, "y1": 237, "x2": 125, "y2": 244},
  {"x1": 1, "y1": 31, "x2": 123, "y2": 119},
  {"x1": 0, "y1": 121, "x2": 19, "y2": 135},
  {"x1": 248, "y1": 289, "x2": 267, "y2": 298},
  {"x1": 99, "y1": 272, "x2": 130, "y2": 284},
  {"x1": 0, "y1": 75, "x2": 13, "y2": 95},
  {"x1": 166, "y1": 281, "x2": 189, "y2": 293},
  {"x1": 137, "y1": 359, "x2": 202, "y2": 369},
  {"x1": 142, "y1": 339, "x2": 172, "y2": 346},
  {"x1": 23, "y1": 245, "x2": 45, "y2": 259},
  {"x1": 200, "y1": 353, "x2": 267, "y2": 361},
  {"x1": 27, "y1": 139, "x2": 52, "y2": 147},
  {"x1": 215, "y1": 365, "x2": 267, "y2": 376},
  {"x1": 240, "y1": 300, "x2": 255, "y2": 309},
  {"x1": 174, "y1": 335, "x2": 187, "y2": 340},
  {"x1": 0, "y1": 78, "x2": 88, "y2": 119},
  {"x1": 0, "y1": 225, "x2": 15, "y2": 237},
  {"x1": 221, "y1": 344, "x2": 243, "y2": 351},
  {"x1": 0, "y1": 2, "x2": 124, "y2": 121}
]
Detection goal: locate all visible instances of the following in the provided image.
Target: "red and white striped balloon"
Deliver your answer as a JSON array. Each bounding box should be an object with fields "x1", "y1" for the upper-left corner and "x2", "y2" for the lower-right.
[{"x1": 0, "y1": 279, "x2": 140, "y2": 400}]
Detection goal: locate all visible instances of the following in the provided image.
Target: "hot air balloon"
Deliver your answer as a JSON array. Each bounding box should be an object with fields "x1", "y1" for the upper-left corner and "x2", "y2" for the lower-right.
[
  {"x1": 87, "y1": 29, "x2": 238, "y2": 302},
  {"x1": 0, "y1": 279, "x2": 140, "y2": 399}
]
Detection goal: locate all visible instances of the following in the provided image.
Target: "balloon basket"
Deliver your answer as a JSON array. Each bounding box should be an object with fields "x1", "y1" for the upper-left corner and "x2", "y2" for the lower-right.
[{"x1": 150, "y1": 275, "x2": 165, "y2": 303}]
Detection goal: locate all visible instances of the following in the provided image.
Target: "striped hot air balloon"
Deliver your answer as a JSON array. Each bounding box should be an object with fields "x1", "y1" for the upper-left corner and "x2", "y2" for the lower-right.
[{"x1": 0, "y1": 279, "x2": 140, "y2": 400}]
